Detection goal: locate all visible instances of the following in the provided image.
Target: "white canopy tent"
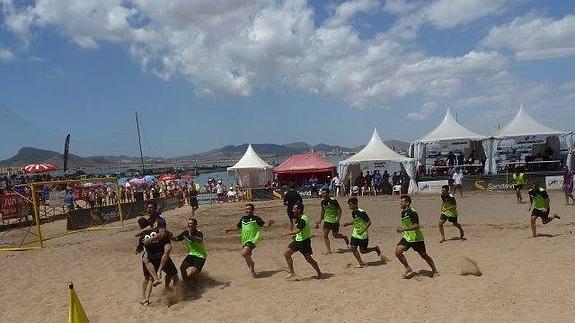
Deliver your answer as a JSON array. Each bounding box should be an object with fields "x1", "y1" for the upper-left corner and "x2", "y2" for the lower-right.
[
  {"x1": 227, "y1": 144, "x2": 274, "y2": 187},
  {"x1": 339, "y1": 129, "x2": 417, "y2": 193},
  {"x1": 485, "y1": 105, "x2": 568, "y2": 173},
  {"x1": 411, "y1": 108, "x2": 485, "y2": 171}
]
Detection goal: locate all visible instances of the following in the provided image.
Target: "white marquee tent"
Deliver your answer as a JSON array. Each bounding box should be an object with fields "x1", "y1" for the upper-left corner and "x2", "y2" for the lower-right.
[
  {"x1": 484, "y1": 105, "x2": 569, "y2": 173},
  {"x1": 227, "y1": 144, "x2": 274, "y2": 187},
  {"x1": 339, "y1": 129, "x2": 417, "y2": 193},
  {"x1": 411, "y1": 108, "x2": 485, "y2": 170}
]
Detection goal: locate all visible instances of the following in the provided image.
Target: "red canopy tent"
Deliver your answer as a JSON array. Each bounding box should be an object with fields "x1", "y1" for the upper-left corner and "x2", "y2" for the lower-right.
[{"x1": 273, "y1": 153, "x2": 336, "y2": 184}]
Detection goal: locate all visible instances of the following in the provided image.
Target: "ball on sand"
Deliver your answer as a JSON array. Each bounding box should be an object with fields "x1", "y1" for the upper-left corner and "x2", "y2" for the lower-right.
[{"x1": 460, "y1": 257, "x2": 482, "y2": 276}]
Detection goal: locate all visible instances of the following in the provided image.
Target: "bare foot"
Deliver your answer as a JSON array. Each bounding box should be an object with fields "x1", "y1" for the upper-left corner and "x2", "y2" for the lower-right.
[
  {"x1": 285, "y1": 273, "x2": 296, "y2": 279},
  {"x1": 251, "y1": 271, "x2": 257, "y2": 278},
  {"x1": 139, "y1": 300, "x2": 150, "y2": 306},
  {"x1": 315, "y1": 273, "x2": 323, "y2": 279},
  {"x1": 439, "y1": 239, "x2": 446, "y2": 243},
  {"x1": 356, "y1": 264, "x2": 364, "y2": 268},
  {"x1": 553, "y1": 213, "x2": 561, "y2": 220},
  {"x1": 402, "y1": 269, "x2": 415, "y2": 279},
  {"x1": 322, "y1": 251, "x2": 332, "y2": 255}
]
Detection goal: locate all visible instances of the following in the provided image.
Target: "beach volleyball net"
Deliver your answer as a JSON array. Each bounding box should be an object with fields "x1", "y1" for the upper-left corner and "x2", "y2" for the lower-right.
[{"x1": 0, "y1": 178, "x2": 124, "y2": 251}]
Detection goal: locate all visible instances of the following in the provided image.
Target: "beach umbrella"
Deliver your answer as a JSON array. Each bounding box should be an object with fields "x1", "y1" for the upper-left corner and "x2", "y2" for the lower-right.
[
  {"x1": 129, "y1": 178, "x2": 146, "y2": 186},
  {"x1": 144, "y1": 175, "x2": 156, "y2": 184},
  {"x1": 180, "y1": 174, "x2": 194, "y2": 180},
  {"x1": 82, "y1": 182, "x2": 95, "y2": 188},
  {"x1": 23, "y1": 163, "x2": 57, "y2": 174},
  {"x1": 158, "y1": 174, "x2": 179, "y2": 182}
]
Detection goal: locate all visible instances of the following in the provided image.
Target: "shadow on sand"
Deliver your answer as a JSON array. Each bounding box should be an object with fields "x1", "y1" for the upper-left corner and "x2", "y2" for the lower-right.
[
  {"x1": 165, "y1": 273, "x2": 231, "y2": 306},
  {"x1": 255, "y1": 269, "x2": 286, "y2": 279}
]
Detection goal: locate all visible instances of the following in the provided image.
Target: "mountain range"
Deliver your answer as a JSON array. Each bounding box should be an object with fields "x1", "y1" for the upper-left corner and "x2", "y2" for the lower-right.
[{"x1": 0, "y1": 140, "x2": 409, "y2": 168}]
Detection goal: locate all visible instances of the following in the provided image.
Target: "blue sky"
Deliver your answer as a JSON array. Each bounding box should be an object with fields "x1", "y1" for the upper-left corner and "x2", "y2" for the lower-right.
[{"x1": 0, "y1": 0, "x2": 574, "y2": 159}]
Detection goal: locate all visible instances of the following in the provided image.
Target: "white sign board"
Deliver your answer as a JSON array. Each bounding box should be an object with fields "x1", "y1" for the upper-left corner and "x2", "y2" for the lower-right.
[
  {"x1": 545, "y1": 176, "x2": 564, "y2": 190},
  {"x1": 418, "y1": 180, "x2": 449, "y2": 194},
  {"x1": 48, "y1": 190, "x2": 66, "y2": 207}
]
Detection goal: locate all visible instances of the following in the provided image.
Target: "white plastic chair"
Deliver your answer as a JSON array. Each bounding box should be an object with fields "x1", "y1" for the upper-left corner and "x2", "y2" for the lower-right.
[{"x1": 392, "y1": 185, "x2": 402, "y2": 195}]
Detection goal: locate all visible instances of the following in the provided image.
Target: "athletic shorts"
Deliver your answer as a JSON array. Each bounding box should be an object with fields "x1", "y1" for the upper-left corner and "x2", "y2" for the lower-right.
[
  {"x1": 288, "y1": 239, "x2": 313, "y2": 256},
  {"x1": 531, "y1": 209, "x2": 550, "y2": 220},
  {"x1": 514, "y1": 184, "x2": 523, "y2": 190},
  {"x1": 189, "y1": 197, "x2": 199, "y2": 208},
  {"x1": 323, "y1": 221, "x2": 340, "y2": 233},
  {"x1": 143, "y1": 257, "x2": 178, "y2": 279},
  {"x1": 182, "y1": 255, "x2": 206, "y2": 272},
  {"x1": 243, "y1": 241, "x2": 256, "y2": 250},
  {"x1": 350, "y1": 237, "x2": 368, "y2": 249},
  {"x1": 440, "y1": 213, "x2": 458, "y2": 223},
  {"x1": 397, "y1": 238, "x2": 426, "y2": 253},
  {"x1": 564, "y1": 186, "x2": 573, "y2": 194}
]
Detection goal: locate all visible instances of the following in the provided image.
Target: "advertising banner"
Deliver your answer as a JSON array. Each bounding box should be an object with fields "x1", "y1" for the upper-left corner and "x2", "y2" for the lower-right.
[
  {"x1": 1, "y1": 193, "x2": 20, "y2": 220},
  {"x1": 545, "y1": 176, "x2": 564, "y2": 190},
  {"x1": 417, "y1": 180, "x2": 449, "y2": 194}
]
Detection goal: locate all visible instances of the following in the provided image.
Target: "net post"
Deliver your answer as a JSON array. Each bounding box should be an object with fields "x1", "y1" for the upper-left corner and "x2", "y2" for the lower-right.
[
  {"x1": 30, "y1": 184, "x2": 44, "y2": 248},
  {"x1": 117, "y1": 184, "x2": 124, "y2": 228}
]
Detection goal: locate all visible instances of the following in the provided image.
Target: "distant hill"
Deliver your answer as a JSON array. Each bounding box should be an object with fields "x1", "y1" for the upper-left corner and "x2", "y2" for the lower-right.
[
  {"x1": 0, "y1": 147, "x2": 162, "y2": 168},
  {"x1": 1, "y1": 139, "x2": 410, "y2": 168}
]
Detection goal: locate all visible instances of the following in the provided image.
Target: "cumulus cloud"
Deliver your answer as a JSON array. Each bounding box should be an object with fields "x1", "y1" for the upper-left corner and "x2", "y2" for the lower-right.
[
  {"x1": 424, "y1": 0, "x2": 509, "y2": 29},
  {"x1": 406, "y1": 101, "x2": 438, "y2": 121},
  {"x1": 481, "y1": 14, "x2": 575, "y2": 60},
  {"x1": 0, "y1": 0, "x2": 564, "y2": 116},
  {"x1": 0, "y1": 44, "x2": 14, "y2": 62}
]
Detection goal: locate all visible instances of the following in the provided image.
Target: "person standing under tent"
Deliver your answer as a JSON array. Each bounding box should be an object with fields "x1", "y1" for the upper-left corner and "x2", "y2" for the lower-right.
[
  {"x1": 395, "y1": 195, "x2": 438, "y2": 279},
  {"x1": 315, "y1": 189, "x2": 349, "y2": 254},
  {"x1": 513, "y1": 168, "x2": 526, "y2": 204},
  {"x1": 225, "y1": 203, "x2": 273, "y2": 277},
  {"x1": 283, "y1": 202, "x2": 323, "y2": 279},
  {"x1": 562, "y1": 166, "x2": 574, "y2": 205},
  {"x1": 439, "y1": 185, "x2": 465, "y2": 243},
  {"x1": 528, "y1": 182, "x2": 560, "y2": 237},
  {"x1": 451, "y1": 168, "x2": 464, "y2": 197}
]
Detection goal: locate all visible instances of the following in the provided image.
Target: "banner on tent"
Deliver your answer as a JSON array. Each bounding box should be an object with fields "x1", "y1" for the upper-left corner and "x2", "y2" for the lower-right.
[
  {"x1": 545, "y1": 176, "x2": 564, "y2": 190},
  {"x1": 197, "y1": 193, "x2": 217, "y2": 205},
  {"x1": 417, "y1": 180, "x2": 448, "y2": 194}
]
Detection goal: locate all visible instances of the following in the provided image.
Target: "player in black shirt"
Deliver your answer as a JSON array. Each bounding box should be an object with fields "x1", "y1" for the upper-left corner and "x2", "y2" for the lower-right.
[{"x1": 283, "y1": 184, "x2": 303, "y2": 230}]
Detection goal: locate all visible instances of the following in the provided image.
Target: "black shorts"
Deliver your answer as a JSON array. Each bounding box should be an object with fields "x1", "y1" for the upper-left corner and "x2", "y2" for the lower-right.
[
  {"x1": 182, "y1": 255, "x2": 206, "y2": 272},
  {"x1": 350, "y1": 237, "x2": 368, "y2": 249},
  {"x1": 323, "y1": 221, "x2": 339, "y2": 233},
  {"x1": 243, "y1": 241, "x2": 256, "y2": 250},
  {"x1": 288, "y1": 239, "x2": 313, "y2": 256},
  {"x1": 531, "y1": 209, "x2": 550, "y2": 220},
  {"x1": 514, "y1": 184, "x2": 524, "y2": 190},
  {"x1": 440, "y1": 213, "x2": 458, "y2": 223},
  {"x1": 189, "y1": 197, "x2": 199, "y2": 208},
  {"x1": 397, "y1": 238, "x2": 426, "y2": 253},
  {"x1": 143, "y1": 256, "x2": 178, "y2": 279}
]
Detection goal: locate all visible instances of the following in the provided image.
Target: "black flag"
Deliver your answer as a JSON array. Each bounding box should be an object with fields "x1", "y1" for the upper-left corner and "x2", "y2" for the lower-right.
[{"x1": 63, "y1": 134, "x2": 70, "y2": 173}]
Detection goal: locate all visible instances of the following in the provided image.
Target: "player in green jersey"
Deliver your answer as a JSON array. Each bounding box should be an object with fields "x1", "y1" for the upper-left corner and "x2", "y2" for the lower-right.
[
  {"x1": 284, "y1": 202, "x2": 323, "y2": 279},
  {"x1": 395, "y1": 195, "x2": 437, "y2": 279},
  {"x1": 171, "y1": 218, "x2": 207, "y2": 282},
  {"x1": 528, "y1": 182, "x2": 560, "y2": 237},
  {"x1": 343, "y1": 197, "x2": 386, "y2": 268},
  {"x1": 316, "y1": 189, "x2": 349, "y2": 254},
  {"x1": 226, "y1": 203, "x2": 273, "y2": 277},
  {"x1": 439, "y1": 185, "x2": 465, "y2": 243}
]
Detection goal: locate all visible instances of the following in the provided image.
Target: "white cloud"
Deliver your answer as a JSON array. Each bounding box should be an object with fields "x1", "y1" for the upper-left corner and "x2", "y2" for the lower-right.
[
  {"x1": 383, "y1": 0, "x2": 421, "y2": 15},
  {"x1": 481, "y1": 14, "x2": 575, "y2": 60},
  {"x1": 406, "y1": 101, "x2": 438, "y2": 121},
  {"x1": 424, "y1": 0, "x2": 509, "y2": 29},
  {"x1": 0, "y1": 44, "x2": 14, "y2": 62},
  {"x1": 0, "y1": 0, "x2": 569, "y2": 121}
]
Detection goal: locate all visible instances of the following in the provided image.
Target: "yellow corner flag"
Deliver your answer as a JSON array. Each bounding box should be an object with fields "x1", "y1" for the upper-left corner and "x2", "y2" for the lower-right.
[{"x1": 69, "y1": 283, "x2": 89, "y2": 323}]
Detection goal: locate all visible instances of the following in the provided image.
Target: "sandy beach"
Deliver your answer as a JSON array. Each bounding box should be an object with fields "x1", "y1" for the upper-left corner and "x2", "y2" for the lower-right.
[{"x1": 1, "y1": 191, "x2": 575, "y2": 323}]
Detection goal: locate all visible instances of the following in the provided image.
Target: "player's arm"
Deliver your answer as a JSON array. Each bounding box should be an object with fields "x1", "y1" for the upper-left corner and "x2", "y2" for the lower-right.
[
  {"x1": 317, "y1": 208, "x2": 325, "y2": 226},
  {"x1": 335, "y1": 202, "x2": 342, "y2": 223},
  {"x1": 263, "y1": 219, "x2": 274, "y2": 228},
  {"x1": 285, "y1": 220, "x2": 304, "y2": 237}
]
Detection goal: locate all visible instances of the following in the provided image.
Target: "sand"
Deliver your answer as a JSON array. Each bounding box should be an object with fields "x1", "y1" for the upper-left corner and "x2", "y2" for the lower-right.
[{"x1": 1, "y1": 191, "x2": 575, "y2": 322}]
